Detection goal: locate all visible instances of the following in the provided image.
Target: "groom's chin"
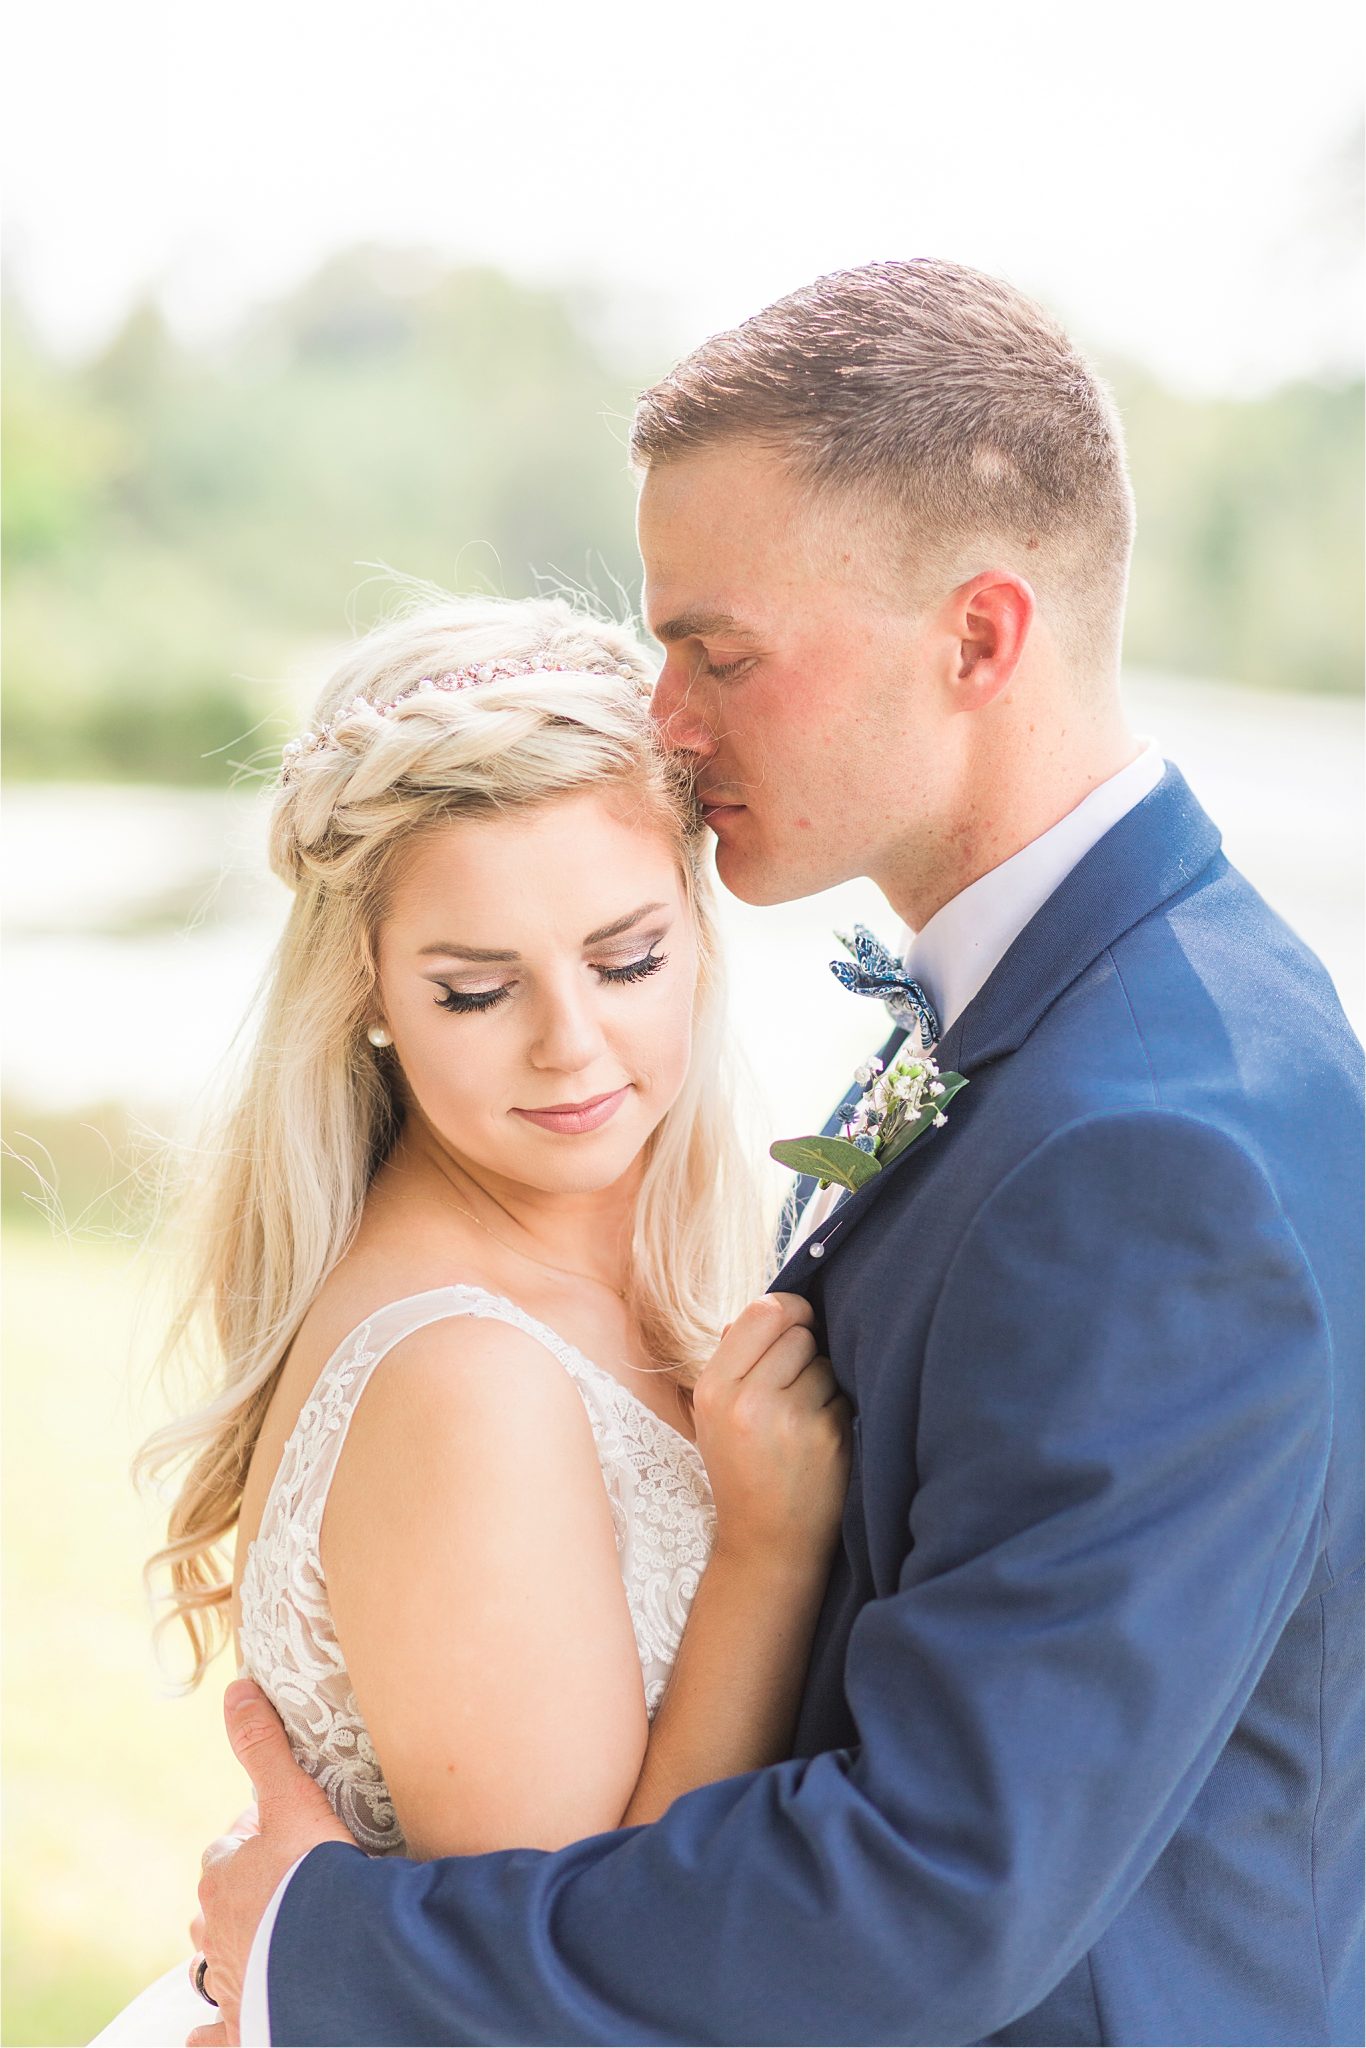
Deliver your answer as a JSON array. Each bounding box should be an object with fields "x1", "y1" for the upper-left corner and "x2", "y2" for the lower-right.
[{"x1": 712, "y1": 836, "x2": 823, "y2": 908}]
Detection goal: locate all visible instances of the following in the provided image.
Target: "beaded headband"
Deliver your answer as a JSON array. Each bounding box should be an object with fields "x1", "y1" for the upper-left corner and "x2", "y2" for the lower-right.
[{"x1": 280, "y1": 656, "x2": 646, "y2": 782}]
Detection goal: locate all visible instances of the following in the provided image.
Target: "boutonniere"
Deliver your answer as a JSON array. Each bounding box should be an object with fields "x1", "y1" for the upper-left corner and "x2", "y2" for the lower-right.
[{"x1": 771, "y1": 1046, "x2": 969, "y2": 1194}]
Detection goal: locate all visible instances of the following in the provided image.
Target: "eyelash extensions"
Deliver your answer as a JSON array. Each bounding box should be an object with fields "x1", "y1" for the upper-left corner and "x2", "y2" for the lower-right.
[{"x1": 433, "y1": 948, "x2": 669, "y2": 1014}]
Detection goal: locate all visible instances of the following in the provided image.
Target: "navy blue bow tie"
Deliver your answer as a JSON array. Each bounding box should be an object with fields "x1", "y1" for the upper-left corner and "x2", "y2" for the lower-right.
[{"x1": 830, "y1": 924, "x2": 940, "y2": 1048}]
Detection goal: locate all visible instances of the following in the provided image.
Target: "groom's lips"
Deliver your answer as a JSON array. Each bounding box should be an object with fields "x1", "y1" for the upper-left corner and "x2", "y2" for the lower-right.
[{"x1": 699, "y1": 790, "x2": 746, "y2": 829}]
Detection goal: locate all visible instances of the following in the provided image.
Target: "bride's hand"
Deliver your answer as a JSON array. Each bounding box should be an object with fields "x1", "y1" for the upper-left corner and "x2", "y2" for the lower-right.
[{"x1": 693, "y1": 1294, "x2": 852, "y2": 1573}]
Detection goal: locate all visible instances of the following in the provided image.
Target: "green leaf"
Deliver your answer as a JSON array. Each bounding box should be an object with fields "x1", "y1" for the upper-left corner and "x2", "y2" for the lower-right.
[
  {"x1": 876, "y1": 1072, "x2": 970, "y2": 1168},
  {"x1": 770, "y1": 1134, "x2": 883, "y2": 1192}
]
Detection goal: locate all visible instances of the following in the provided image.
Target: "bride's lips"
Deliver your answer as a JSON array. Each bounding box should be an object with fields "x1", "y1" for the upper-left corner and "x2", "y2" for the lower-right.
[{"x1": 512, "y1": 1086, "x2": 631, "y2": 1135}]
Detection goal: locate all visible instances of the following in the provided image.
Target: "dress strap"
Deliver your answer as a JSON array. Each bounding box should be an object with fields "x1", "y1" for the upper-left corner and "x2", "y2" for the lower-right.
[{"x1": 259, "y1": 1285, "x2": 585, "y2": 1561}]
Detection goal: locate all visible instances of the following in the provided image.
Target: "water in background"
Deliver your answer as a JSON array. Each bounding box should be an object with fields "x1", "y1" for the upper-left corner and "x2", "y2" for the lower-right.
[{"x1": 4, "y1": 671, "x2": 1362, "y2": 1140}]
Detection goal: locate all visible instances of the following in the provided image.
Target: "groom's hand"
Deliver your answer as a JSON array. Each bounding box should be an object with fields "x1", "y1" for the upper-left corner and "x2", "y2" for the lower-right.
[{"x1": 188, "y1": 1678, "x2": 353, "y2": 2046}]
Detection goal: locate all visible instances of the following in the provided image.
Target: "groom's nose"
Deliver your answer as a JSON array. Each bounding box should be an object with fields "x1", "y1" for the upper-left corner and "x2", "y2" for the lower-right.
[{"x1": 650, "y1": 657, "x2": 717, "y2": 761}]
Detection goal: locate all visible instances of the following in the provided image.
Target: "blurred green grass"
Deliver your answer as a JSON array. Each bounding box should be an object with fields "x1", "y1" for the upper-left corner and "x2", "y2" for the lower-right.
[{"x1": 2, "y1": 1218, "x2": 246, "y2": 2045}]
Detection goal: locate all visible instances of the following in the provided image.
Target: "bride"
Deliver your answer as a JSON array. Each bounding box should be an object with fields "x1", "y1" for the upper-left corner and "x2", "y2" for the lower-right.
[{"x1": 93, "y1": 593, "x2": 851, "y2": 2043}]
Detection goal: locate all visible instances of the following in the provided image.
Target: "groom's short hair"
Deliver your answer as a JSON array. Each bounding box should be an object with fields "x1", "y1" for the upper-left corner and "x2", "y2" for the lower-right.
[{"x1": 631, "y1": 258, "x2": 1135, "y2": 675}]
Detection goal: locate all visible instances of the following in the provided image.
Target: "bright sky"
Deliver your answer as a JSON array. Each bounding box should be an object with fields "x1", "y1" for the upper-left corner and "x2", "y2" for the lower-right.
[{"x1": 4, "y1": 0, "x2": 1362, "y2": 393}]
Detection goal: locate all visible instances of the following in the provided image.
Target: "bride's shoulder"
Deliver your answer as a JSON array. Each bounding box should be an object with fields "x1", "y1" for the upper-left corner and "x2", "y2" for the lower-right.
[
  {"x1": 354, "y1": 1305, "x2": 591, "y2": 1446},
  {"x1": 317, "y1": 1291, "x2": 610, "y2": 1578},
  {"x1": 236, "y1": 1258, "x2": 590, "y2": 1597},
  {"x1": 285, "y1": 1233, "x2": 508, "y2": 1385},
  {"x1": 296, "y1": 1236, "x2": 589, "y2": 1442}
]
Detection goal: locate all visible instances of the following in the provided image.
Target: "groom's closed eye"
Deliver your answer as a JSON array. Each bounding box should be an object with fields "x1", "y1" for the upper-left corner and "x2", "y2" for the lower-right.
[{"x1": 683, "y1": 639, "x2": 758, "y2": 683}]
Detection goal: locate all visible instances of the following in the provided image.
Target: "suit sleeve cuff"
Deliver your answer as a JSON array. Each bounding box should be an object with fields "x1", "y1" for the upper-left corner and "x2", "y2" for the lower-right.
[{"x1": 239, "y1": 1854, "x2": 310, "y2": 2047}]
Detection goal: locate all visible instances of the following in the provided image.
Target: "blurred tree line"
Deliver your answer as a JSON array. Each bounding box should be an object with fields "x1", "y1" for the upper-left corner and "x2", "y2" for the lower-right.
[{"x1": 3, "y1": 246, "x2": 1361, "y2": 783}]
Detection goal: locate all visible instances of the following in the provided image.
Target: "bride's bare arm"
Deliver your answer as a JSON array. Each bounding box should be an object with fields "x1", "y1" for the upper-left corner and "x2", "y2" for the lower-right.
[
  {"x1": 323, "y1": 1297, "x2": 849, "y2": 1858},
  {"x1": 322, "y1": 1319, "x2": 650, "y2": 1859}
]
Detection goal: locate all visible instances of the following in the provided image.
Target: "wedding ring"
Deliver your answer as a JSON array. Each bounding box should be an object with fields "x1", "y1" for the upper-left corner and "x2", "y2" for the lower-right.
[{"x1": 193, "y1": 1954, "x2": 219, "y2": 2007}]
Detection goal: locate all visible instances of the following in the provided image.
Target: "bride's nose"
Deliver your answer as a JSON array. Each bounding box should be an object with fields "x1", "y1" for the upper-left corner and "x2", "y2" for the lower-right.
[{"x1": 526, "y1": 977, "x2": 611, "y2": 1075}]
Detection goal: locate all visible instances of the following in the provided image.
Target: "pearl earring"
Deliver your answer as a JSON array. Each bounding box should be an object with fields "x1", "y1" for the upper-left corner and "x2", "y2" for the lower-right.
[{"x1": 366, "y1": 1024, "x2": 393, "y2": 1048}]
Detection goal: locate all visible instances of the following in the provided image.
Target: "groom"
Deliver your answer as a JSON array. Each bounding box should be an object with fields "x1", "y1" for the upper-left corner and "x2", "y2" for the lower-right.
[{"x1": 194, "y1": 260, "x2": 1363, "y2": 2046}]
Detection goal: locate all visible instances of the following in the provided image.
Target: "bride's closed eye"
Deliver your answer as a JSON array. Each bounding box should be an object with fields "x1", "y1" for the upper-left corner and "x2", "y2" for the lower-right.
[
  {"x1": 434, "y1": 985, "x2": 509, "y2": 1014},
  {"x1": 599, "y1": 946, "x2": 670, "y2": 986},
  {"x1": 433, "y1": 948, "x2": 670, "y2": 1015}
]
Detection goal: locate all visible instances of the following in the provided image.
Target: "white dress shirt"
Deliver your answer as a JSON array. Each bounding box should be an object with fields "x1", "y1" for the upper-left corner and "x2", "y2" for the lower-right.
[
  {"x1": 792, "y1": 742, "x2": 1165, "y2": 1249},
  {"x1": 243, "y1": 741, "x2": 1165, "y2": 2045},
  {"x1": 240, "y1": 1855, "x2": 304, "y2": 2046}
]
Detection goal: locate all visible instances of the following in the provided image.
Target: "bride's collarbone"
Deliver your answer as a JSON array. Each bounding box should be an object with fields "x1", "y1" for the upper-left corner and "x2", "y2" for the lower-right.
[{"x1": 472, "y1": 1273, "x2": 697, "y2": 1442}]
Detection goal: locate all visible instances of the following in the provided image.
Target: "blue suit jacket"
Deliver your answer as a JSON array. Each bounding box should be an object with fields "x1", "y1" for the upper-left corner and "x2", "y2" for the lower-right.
[{"x1": 271, "y1": 767, "x2": 1363, "y2": 2046}]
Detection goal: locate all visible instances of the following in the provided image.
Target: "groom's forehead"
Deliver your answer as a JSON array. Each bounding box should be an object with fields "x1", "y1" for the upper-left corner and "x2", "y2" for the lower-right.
[
  {"x1": 638, "y1": 446, "x2": 855, "y2": 634},
  {"x1": 637, "y1": 440, "x2": 804, "y2": 553},
  {"x1": 639, "y1": 483, "x2": 809, "y2": 645}
]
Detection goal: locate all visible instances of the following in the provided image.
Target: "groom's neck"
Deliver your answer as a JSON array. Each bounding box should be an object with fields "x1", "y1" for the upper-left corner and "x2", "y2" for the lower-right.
[{"x1": 877, "y1": 691, "x2": 1140, "y2": 932}]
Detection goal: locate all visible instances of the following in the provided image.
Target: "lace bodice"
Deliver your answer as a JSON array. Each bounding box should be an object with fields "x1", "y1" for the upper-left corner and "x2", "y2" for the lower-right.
[{"x1": 237, "y1": 1286, "x2": 715, "y2": 1855}]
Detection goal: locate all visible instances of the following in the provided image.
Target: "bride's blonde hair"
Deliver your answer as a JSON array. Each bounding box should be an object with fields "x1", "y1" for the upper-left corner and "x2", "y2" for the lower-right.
[{"x1": 137, "y1": 590, "x2": 777, "y2": 1685}]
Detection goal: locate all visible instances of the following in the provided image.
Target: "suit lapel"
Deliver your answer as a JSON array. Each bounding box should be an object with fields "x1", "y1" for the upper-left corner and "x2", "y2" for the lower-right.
[
  {"x1": 772, "y1": 765, "x2": 1223, "y2": 1289},
  {"x1": 935, "y1": 764, "x2": 1221, "y2": 1074}
]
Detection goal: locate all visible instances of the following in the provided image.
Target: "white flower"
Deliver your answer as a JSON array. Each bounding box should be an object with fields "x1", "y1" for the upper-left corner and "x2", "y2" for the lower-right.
[{"x1": 846, "y1": 1047, "x2": 954, "y2": 1160}]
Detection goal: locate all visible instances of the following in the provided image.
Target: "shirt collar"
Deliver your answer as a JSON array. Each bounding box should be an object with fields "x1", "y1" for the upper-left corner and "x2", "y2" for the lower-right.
[{"x1": 902, "y1": 741, "x2": 1166, "y2": 1040}]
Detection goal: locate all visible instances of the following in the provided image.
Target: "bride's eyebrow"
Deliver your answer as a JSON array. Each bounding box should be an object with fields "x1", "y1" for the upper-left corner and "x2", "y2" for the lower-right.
[
  {"x1": 418, "y1": 902, "x2": 669, "y2": 964},
  {"x1": 582, "y1": 901, "x2": 670, "y2": 946}
]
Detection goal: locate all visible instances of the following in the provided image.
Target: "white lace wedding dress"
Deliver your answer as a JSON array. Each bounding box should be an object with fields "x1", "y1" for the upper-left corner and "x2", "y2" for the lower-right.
[{"x1": 91, "y1": 1284, "x2": 716, "y2": 2044}]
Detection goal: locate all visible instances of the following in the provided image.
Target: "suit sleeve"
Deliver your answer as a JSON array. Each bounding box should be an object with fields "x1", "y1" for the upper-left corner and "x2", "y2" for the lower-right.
[{"x1": 268, "y1": 1110, "x2": 1332, "y2": 2046}]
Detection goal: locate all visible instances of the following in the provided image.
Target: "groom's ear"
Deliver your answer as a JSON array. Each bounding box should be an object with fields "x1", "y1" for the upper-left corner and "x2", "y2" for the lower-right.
[{"x1": 945, "y1": 570, "x2": 1035, "y2": 711}]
